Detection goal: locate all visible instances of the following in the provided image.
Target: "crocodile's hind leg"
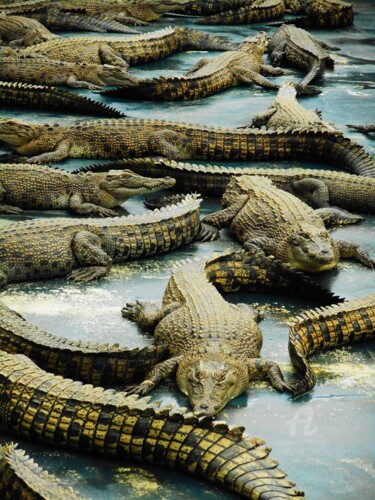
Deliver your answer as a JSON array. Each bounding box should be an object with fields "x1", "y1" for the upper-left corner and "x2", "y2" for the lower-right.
[
  {"x1": 261, "y1": 64, "x2": 293, "y2": 76},
  {"x1": 18, "y1": 140, "x2": 72, "y2": 164},
  {"x1": 148, "y1": 130, "x2": 191, "y2": 160},
  {"x1": 185, "y1": 57, "x2": 211, "y2": 75},
  {"x1": 315, "y1": 207, "x2": 364, "y2": 227},
  {"x1": 99, "y1": 44, "x2": 129, "y2": 68},
  {"x1": 335, "y1": 240, "x2": 374, "y2": 268},
  {"x1": 68, "y1": 230, "x2": 112, "y2": 282},
  {"x1": 122, "y1": 300, "x2": 180, "y2": 333},
  {"x1": 291, "y1": 178, "x2": 330, "y2": 208},
  {"x1": 231, "y1": 66, "x2": 279, "y2": 90},
  {"x1": 247, "y1": 359, "x2": 292, "y2": 392},
  {"x1": 249, "y1": 107, "x2": 277, "y2": 128},
  {"x1": 0, "y1": 182, "x2": 22, "y2": 214}
]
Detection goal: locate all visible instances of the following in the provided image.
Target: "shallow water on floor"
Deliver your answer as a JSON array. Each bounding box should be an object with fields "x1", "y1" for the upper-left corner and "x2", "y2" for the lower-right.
[{"x1": 0, "y1": 2, "x2": 374, "y2": 499}]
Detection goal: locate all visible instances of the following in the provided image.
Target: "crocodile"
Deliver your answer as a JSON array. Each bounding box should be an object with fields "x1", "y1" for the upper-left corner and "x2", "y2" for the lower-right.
[
  {"x1": 267, "y1": 24, "x2": 336, "y2": 86},
  {"x1": 0, "y1": 54, "x2": 136, "y2": 90},
  {"x1": 347, "y1": 124, "x2": 375, "y2": 136},
  {"x1": 102, "y1": 32, "x2": 294, "y2": 102},
  {"x1": 19, "y1": 27, "x2": 236, "y2": 68},
  {"x1": 288, "y1": 293, "x2": 375, "y2": 397},
  {"x1": 178, "y1": 0, "x2": 251, "y2": 15},
  {"x1": 244, "y1": 81, "x2": 336, "y2": 130},
  {"x1": 123, "y1": 257, "x2": 294, "y2": 416},
  {"x1": 23, "y1": 6, "x2": 141, "y2": 34},
  {"x1": 200, "y1": 176, "x2": 374, "y2": 272},
  {"x1": 0, "y1": 249, "x2": 340, "y2": 385},
  {"x1": 0, "y1": 13, "x2": 58, "y2": 46},
  {"x1": 0, "y1": 81, "x2": 125, "y2": 117},
  {"x1": 0, "y1": 194, "x2": 207, "y2": 287},
  {"x1": 0, "y1": 350, "x2": 304, "y2": 499},
  {"x1": 0, "y1": 442, "x2": 86, "y2": 499},
  {"x1": 1, "y1": 117, "x2": 374, "y2": 177},
  {"x1": 108, "y1": 158, "x2": 375, "y2": 214},
  {"x1": 285, "y1": 0, "x2": 354, "y2": 29},
  {"x1": 0, "y1": 163, "x2": 176, "y2": 216},
  {"x1": 196, "y1": 0, "x2": 286, "y2": 26}
]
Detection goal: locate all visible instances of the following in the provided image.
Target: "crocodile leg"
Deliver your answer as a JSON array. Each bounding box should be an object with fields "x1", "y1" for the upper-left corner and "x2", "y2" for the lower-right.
[
  {"x1": 68, "y1": 230, "x2": 112, "y2": 282},
  {"x1": 66, "y1": 75, "x2": 102, "y2": 91},
  {"x1": 248, "y1": 359, "x2": 292, "y2": 392},
  {"x1": 200, "y1": 196, "x2": 249, "y2": 237},
  {"x1": 148, "y1": 130, "x2": 190, "y2": 159},
  {"x1": 0, "y1": 271, "x2": 7, "y2": 288},
  {"x1": 122, "y1": 300, "x2": 180, "y2": 333},
  {"x1": 231, "y1": 66, "x2": 280, "y2": 90},
  {"x1": 186, "y1": 58, "x2": 211, "y2": 75},
  {"x1": 127, "y1": 356, "x2": 182, "y2": 395},
  {"x1": 261, "y1": 64, "x2": 293, "y2": 76},
  {"x1": 315, "y1": 207, "x2": 364, "y2": 227},
  {"x1": 291, "y1": 178, "x2": 330, "y2": 208},
  {"x1": 18, "y1": 140, "x2": 72, "y2": 164},
  {"x1": 243, "y1": 237, "x2": 277, "y2": 255},
  {"x1": 334, "y1": 240, "x2": 374, "y2": 268},
  {"x1": 99, "y1": 44, "x2": 129, "y2": 68},
  {"x1": 249, "y1": 107, "x2": 277, "y2": 128},
  {"x1": 69, "y1": 193, "x2": 117, "y2": 217},
  {"x1": 0, "y1": 182, "x2": 22, "y2": 214},
  {"x1": 269, "y1": 40, "x2": 287, "y2": 66}
]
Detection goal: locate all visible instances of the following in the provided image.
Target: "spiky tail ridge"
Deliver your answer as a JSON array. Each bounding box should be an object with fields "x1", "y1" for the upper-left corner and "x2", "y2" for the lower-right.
[
  {"x1": 288, "y1": 293, "x2": 375, "y2": 397},
  {"x1": 197, "y1": 0, "x2": 285, "y2": 25},
  {"x1": 0, "y1": 350, "x2": 304, "y2": 499}
]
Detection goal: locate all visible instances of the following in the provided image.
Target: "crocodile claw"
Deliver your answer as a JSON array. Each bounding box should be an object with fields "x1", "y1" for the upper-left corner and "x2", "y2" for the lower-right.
[
  {"x1": 196, "y1": 222, "x2": 219, "y2": 242},
  {"x1": 67, "y1": 266, "x2": 109, "y2": 283},
  {"x1": 0, "y1": 204, "x2": 23, "y2": 214},
  {"x1": 126, "y1": 380, "x2": 155, "y2": 395},
  {"x1": 94, "y1": 207, "x2": 118, "y2": 217},
  {"x1": 122, "y1": 301, "x2": 143, "y2": 320}
]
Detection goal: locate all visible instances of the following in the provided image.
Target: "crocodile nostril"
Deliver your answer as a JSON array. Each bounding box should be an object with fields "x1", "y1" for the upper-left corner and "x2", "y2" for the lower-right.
[{"x1": 199, "y1": 403, "x2": 209, "y2": 410}]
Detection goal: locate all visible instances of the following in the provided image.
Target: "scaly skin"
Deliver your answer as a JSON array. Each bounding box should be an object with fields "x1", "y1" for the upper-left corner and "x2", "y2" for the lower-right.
[
  {"x1": 179, "y1": 0, "x2": 250, "y2": 15},
  {"x1": 0, "y1": 249, "x2": 340, "y2": 385},
  {"x1": 0, "y1": 81, "x2": 125, "y2": 117},
  {"x1": 288, "y1": 293, "x2": 375, "y2": 396},
  {"x1": 0, "y1": 55, "x2": 136, "y2": 89},
  {"x1": 0, "y1": 302, "x2": 168, "y2": 385},
  {"x1": 201, "y1": 176, "x2": 374, "y2": 272},
  {"x1": 347, "y1": 124, "x2": 375, "y2": 136},
  {"x1": 0, "y1": 13, "x2": 57, "y2": 46},
  {"x1": 0, "y1": 442, "x2": 86, "y2": 499},
  {"x1": 197, "y1": 0, "x2": 286, "y2": 26},
  {"x1": 292, "y1": 0, "x2": 354, "y2": 28},
  {"x1": 97, "y1": 158, "x2": 375, "y2": 214},
  {"x1": 103, "y1": 32, "x2": 293, "y2": 101},
  {"x1": 1, "y1": 117, "x2": 374, "y2": 176},
  {"x1": 0, "y1": 350, "x2": 304, "y2": 500},
  {"x1": 123, "y1": 258, "x2": 293, "y2": 416},
  {"x1": 20, "y1": 27, "x2": 236, "y2": 68},
  {"x1": 0, "y1": 163, "x2": 176, "y2": 216},
  {"x1": 246, "y1": 81, "x2": 337, "y2": 130},
  {"x1": 0, "y1": 194, "x2": 202, "y2": 287},
  {"x1": 268, "y1": 24, "x2": 336, "y2": 86}
]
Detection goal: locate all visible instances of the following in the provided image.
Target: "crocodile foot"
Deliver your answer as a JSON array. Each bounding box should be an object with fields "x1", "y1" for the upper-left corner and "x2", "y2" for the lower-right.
[
  {"x1": 67, "y1": 266, "x2": 109, "y2": 283},
  {"x1": 0, "y1": 204, "x2": 23, "y2": 214},
  {"x1": 122, "y1": 300, "x2": 145, "y2": 321},
  {"x1": 126, "y1": 380, "x2": 155, "y2": 395},
  {"x1": 196, "y1": 222, "x2": 219, "y2": 242},
  {"x1": 93, "y1": 207, "x2": 118, "y2": 217}
]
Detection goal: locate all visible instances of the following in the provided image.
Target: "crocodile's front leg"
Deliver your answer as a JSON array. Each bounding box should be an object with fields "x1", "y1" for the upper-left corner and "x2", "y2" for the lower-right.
[
  {"x1": 335, "y1": 240, "x2": 374, "y2": 268},
  {"x1": 249, "y1": 107, "x2": 277, "y2": 128},
  {"x1": 291, "y1": 178, "x2": 330, "y2": 207},
  {"x1": 186, "y1": 57, "x2": 211, "y2": 75},
  {"x1": 66, "y1": 75, "x2": 102, "y2": 91},
  {"x1": 200, "y1": 195, "x2": 249, "y2": 240},
  {"x1": 115, "y1": 13, "x2": 148, "y2": 26},
  {"x1": 0, "y1": 182, "x2": 22, "y2": 214},
  {"x1": 126, "y1": 356, "x2": 182, "y2": 395},
  {"x1": 69, "y1": 193, "x2": 117, "y2": 217},
  {"x1": 68, "y1": 230, "x2": 112, "y2": 282},
  {"x1": 231, "y1": 66, "x2": 280, "y2": 90},
  {"x1": 243, "y1": 236, "x2": 277, "y2": 255},
  {"x1": 18, "y1": 140, "x2": 71, "y2": 164},
  {"x1": 99, "y1": 44, "x2": 128, "y2": 68},
  {"x1": 149, "y1": 130, "x2": 190, "y2": 159},
  {"x1": 248, "y1": 359, "x2": 292, "y2": 392},
  {"x1": 122, "y1": 300, "x2": 180, "y2": 333},
  {"x1": 315, "y1": 207, "x2": 364, "y2": 227},
  {"x1": 261, "y1": 64, "x2": 293, "y2": 76}
]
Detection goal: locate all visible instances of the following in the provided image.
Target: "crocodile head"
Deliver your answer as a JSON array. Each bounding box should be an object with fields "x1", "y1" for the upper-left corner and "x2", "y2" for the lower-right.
[
  {"x1": 238, "y1": 31, "x2": 268, "y2": 55},
  {"x1": 97, "y1": 65, "x2": 139, "y2": 87},
  {"x1": 284, "y1": 222, "x2": 338, "y2": 272},
  {"x1": 96, "y1": 169, "x2": 176, "y2": 202},
  {"x1": 0, "y1": 118, "x2": 44, "y2": 148},
  {"x1": 176, "y1": 357, "x2": 249, "y2": 416}
]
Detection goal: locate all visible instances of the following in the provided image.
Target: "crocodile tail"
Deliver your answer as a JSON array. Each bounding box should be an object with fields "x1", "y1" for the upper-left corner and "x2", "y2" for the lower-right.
[
  {"x1": 196, "y1": 0, "x2": 285, "y2": 25},
  {"x1": 205, "y1": 248, "x2": 343, "y2": 304},
  {"x1": 288, "y1": 294, "x2": 375, "y2": 397},
  {"x1": 300, "y1": 59, "x2": 326, "y2": 86},
  {"x1": 182, "y1": 27, "x2": 237, "y2": 51}
]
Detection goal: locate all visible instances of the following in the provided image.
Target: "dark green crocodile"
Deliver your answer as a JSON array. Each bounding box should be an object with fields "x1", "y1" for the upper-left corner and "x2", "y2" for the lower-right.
[
  {"x1": 0, "y1": 442, "x2": 86, "y2": 499},
  {"x1": 0, "y1": 81, "x2": 125, "y2": 117},
  {"x1": 19, "y1": 27, "x2": 236, "y2": 68},
  {"x1": 200, "y1": 176, "x2": 373, "y2": 272},
  {"x1": 0, "y1": 349, "x2": 304, "y2": 499},
  {"x1": 102, "y1": 32, "x2": 294, "y2": 102},
  {"x1": 196, "y1": 0, "x2": 286, "y2": 26},
  {"x1": 123, "y1": 257, "x2": 294, "y2": 416},
  {"x1": 268, "y1": 24, "x2": 336, "y2": 86},
  {"x1": 288, "y1": 293, "x2": 375, "y2": 397},
  {"x1": 0, "y1": 163, "x2": 175, "y2": 215},
  {"x1": 0, "y1": 13, "x2": 58, "y2": 46},
  {"x1": 73, "y1": 156, "x2": 375, "y2": 215},
  {"x1": 1, "y1": 117, "x2": 374, "y2": 177},
  {"x1": 0, "y1": 249, "x2": 340, "y2": 385},
  {"x1": 0, "y1": 194, "x2": 206, "y2": 288}
]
